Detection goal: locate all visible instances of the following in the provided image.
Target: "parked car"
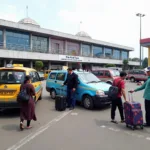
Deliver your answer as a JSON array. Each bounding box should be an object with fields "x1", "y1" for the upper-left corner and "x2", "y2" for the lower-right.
[
  {"x1": 46, "y1": 70, "x2": 111, "y2": 109},
  {"x1": 127, "y1": 69, "x2": 147, "y2": 82},
  {"x1": 92, "y1": 69, "x2": 120, "y2": 85}
]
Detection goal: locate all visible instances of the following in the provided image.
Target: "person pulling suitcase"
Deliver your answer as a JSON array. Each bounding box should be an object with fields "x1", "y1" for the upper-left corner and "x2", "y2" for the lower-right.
[
  {"x1": 130, "y1": 67, "x2": 150, "y2": 127},
  {"x1": 62, "y1": 68, "x2": 78, "y2": 110}
]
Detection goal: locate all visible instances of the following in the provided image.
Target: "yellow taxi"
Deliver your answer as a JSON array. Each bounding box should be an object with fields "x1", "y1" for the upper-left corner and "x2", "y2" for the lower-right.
[
  {"x1": 44, "y1": 70, "x2": 51, "y2": 79},
  {"x1": 0, "y1": 64, "x2": 43, "y2": 109}
]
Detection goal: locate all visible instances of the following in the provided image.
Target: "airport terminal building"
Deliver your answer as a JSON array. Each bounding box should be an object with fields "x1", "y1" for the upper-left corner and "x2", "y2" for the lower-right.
[{"x1": 0, "y1": 17, "x2": 139, "y2": 70}]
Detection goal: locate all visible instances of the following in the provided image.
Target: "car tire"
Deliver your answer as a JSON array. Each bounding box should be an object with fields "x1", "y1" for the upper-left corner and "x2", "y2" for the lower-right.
[
  {"x1": 51, "y1": 89, "x2": 56, "y2": 99},
  {"x1": 130, "y1": 77, "x2": 135, "y2": 82},
  {"x1": 83, "y1": 95, "x2": 94, "y2": 110}
]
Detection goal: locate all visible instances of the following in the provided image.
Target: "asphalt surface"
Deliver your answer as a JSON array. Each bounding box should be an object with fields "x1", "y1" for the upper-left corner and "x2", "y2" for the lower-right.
[{"x1": 0, "y1": 80, "x2": 150, "y2": 150}]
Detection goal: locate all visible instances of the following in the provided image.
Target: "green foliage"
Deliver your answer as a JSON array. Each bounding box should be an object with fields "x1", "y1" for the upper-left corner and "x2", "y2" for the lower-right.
[
  {"x1": 142, "y1": 57, "x2": 148, "y2": 68},
  {"x1": 123, "y1": 59, "x2": 129, "y2": 70},
  {"x1": 105, "y1": 64, "x2": 116, "y2": 67},
  {"x1": 35, "y1": 61, "x2": 44, "y2": 71}
]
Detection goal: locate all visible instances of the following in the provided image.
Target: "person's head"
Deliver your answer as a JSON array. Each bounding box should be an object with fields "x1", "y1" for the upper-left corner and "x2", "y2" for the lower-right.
[
  {"x1": 67, "y1": 68, "x2": 73, "y2": 75},
  {"x1": 145, "y1": 67, "x2": 150, "y2": 76},
  {"x1": 120, "y1": 71, "x2": 127, "y2": 80},
  {"x1": 24, "y1": 75, "x2": 31, "y2": 84}
]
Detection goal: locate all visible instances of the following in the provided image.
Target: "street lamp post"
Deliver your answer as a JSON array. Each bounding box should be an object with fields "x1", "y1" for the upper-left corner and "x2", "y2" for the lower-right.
[{"x1": 136, "y1": 13, "x2": 145, "y2": 66}]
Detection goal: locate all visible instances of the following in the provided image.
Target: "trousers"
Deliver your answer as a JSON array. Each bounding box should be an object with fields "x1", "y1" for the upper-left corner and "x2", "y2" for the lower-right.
[
  {"x1": 145, "y1": 100, "x2": 150, "y2": 125},
  {"x1": 67, "y1": 88, "x2": 76, "y2": 108},
  {"x1": 111, "y1": 97, "x2": 124, "y2": 120}
]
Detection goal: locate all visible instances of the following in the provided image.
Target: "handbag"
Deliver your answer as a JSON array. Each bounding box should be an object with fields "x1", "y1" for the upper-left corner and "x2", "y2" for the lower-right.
[{"x1": 17, "y1": 88, "x2": 30, "y2": 102}]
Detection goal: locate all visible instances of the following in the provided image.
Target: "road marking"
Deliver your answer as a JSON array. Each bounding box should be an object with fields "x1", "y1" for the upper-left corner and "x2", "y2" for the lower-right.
[
  {"x1": 6, "y1": 110, "x2": 72, "y2": 150},
  {"x1": 71, "y1": 112, "x2": 78, "y2": 116},
  {"x1": 100, "y1": 125, "x2": 150, "y2": 141}
]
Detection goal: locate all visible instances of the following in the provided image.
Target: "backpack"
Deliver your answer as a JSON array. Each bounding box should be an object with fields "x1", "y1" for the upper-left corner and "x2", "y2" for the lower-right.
[
  {"x1": 108, "y1": 79, "x2": 122, "y2": 100},
  {"x1": 17, "y1": 88, "x2": 30, "y2": 102}
]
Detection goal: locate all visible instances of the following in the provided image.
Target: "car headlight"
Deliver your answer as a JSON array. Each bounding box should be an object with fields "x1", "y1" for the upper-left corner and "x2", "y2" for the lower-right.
[{"x1": 96, "y1": 90, "x2": 105, "y2": 96}]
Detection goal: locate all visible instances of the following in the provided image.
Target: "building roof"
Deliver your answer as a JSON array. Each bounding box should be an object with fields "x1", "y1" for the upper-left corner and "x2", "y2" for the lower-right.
[
  {"x1": 0, "y1": 19, "x2": 134, "y2": 51},
  {"x1": 18, "y1": 17, "x2": 40, "y2": 27},
  {"x1": 76, "y1": 31, "x2": 91, "y2": 39}
]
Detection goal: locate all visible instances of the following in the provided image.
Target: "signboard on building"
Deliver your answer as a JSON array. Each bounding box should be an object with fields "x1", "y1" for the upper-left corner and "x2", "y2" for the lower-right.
[{"x1": 59, "y1": 55, "x2": 83, "y2": 62}]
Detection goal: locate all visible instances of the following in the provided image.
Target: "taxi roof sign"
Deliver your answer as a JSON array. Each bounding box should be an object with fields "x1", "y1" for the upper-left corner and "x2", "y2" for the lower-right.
[{"x1": 13, "y1": 64, "x2": 24, "y2": 67}]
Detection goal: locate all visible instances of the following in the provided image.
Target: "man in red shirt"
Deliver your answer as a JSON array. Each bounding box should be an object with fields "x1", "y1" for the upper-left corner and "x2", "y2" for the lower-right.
[{"x1": 111, "y1": 71, "x2": 127, "y2": 123}]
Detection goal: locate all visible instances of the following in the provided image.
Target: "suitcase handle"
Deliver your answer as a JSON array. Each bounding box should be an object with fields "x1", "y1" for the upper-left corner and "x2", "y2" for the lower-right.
[{"x1": 128, "y1": 92, "x2": 134, "y2": 102}]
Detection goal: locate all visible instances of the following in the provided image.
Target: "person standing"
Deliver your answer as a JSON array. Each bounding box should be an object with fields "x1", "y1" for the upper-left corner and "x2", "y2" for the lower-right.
[
  {"x1": 111, "y1": 71, "x2": 127, "y2": 123},
  {"x1": 18, "y1": 75, "x2": 37, "y2": 130},
  {"x1": 63, "y1": 68, "x2": 78, "y2": 110},
  {"x1": 130, "y1": 67, "x2": 150, "y2": 127}
]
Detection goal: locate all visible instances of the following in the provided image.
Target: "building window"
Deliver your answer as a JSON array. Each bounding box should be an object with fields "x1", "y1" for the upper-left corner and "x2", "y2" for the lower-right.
[
  {"x1": 113, "y1": 49, "x2": 120, "y2": 59},
  {"x1": 6, "y1": 30, "x2": 30, "y2": 51},
  {"x1": 93, "y1": 46, "x2": 103, "y2": 58},
  {"x1": 67, "y1": 43, "x2": 79, "y2": 56},
  {"x1": 104, "y1": 47, "x2": 112, "y2": 58},
  {"x1": 54, "y1": 43, "x2": 59, "y2": 54},
  {"x1": 32, "y1": 35, "x2": 48, "y2": 53},
  {"x1": 82, "y1": 44, "x2": 91, "y2": 57},
  {"x1": 122, "y1": 51, "x2": 128, "y2": 60}
]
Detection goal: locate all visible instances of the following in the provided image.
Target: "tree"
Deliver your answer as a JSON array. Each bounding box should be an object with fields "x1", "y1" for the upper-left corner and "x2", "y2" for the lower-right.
[
  {"x1": 142, "y1": 57, "x2": 148, "y2": 68},
  {"x1": 105, "y1": 64, "x2": 116, "y2": 67},
  {"x1": 35, "y1": 61, "x2": 44, "y2": 71},
  {"x1": 123, "y1": 59, "x2": 129, "y2": 70},
  {"x1": 132, "y1": 57, "x2": 140, "y2": 62}
]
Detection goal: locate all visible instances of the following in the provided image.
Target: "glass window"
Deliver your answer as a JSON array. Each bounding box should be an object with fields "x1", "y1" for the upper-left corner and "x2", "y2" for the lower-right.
[
  {"x1": 30, "y1": 71, "x2": 40, "y2": 83},
  {"x1": 0, "y1": 30, "x2": 3, "y2": 43},
  {"x1": 105, "y1": 71, "x2": 111, "y2": 77},
  {"x1": 122, "y1": 51, "x2": 128, "y2": 60},
  {"x1": 113, "y1": 49, "x2": 120, "y2": 59},
  {"x1": 6, "y1": 30, "x2": 30, "y2": 51},
  {"x1": 93, "y1": 46, "x2": 103, "y2": 58},
  {"x1": 105, "y1": 48, "x2": 112, "y2": 58},
  {"x1": 32, "y1": 35, "x2": 48, "y2": 53},
  {"x1": 56, "y1": 73, "x2": 66, "y2": 81},
  {"x1": 99, "y1": 71, "x2": 104, "y2": 76},
  {"x1": 49, "y1": 73, "x2": 57, "y2": 79},
  {"x1": 0, "y1": 70, "x2": 25, "y2": 84},
  {"x1": 82, "y1": 44, "x2": 91, "y2": 57},
  {"x1": 67, "y1": 45, "x2": 79, "y2": 56},
  {"x1": 92, "y1": 71, "x2": 99, "y2": 76}
]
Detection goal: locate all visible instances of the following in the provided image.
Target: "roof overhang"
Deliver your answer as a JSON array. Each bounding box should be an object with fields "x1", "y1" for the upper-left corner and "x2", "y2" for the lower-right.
[{"x1": 140, "y1": 38, "x2": 150, "y2": 47}]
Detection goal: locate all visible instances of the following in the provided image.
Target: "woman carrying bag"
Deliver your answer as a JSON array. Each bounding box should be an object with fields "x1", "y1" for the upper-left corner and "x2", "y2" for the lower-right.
[{"x1": 17, "y1": 75, "x2": 37, "y2": 130}]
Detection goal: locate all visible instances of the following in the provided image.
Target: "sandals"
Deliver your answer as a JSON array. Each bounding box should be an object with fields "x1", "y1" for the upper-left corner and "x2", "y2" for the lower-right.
[
  {"x1": 20, "y1": 122, "x2": 24, "y2": 131},
  {"x1": 26, "y1": 126, "x2": 32, "y2": 129}
]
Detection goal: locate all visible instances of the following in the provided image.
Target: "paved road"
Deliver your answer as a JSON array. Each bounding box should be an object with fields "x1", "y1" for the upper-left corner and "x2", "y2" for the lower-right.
[{"x1": 0, "y1": 80, "x2": 150, "y2": 150}]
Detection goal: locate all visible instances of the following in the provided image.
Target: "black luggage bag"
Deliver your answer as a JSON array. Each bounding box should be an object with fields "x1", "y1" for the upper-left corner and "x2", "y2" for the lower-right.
[{"x1": 55, "y1": 93, "x2": 66, "y2": 111}]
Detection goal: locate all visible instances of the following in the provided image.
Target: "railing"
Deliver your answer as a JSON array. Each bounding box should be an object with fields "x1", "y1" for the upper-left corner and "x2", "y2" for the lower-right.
[{"x1": 0, "y1": 42, "x2": 129, "y2": 60}]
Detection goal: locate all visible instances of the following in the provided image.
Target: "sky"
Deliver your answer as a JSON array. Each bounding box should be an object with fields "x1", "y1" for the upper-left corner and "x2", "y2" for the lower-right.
[{"x1": 0, "y1": 0, "x2": 150, "y2": 58}]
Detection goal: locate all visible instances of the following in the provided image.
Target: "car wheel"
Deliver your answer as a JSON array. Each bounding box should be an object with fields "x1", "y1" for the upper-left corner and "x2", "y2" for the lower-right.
[
  {"x1": 130, "y1": 77, "x2": 135, "y2": 82},
  {"x1": 83, "y1": 95, "x2": 94, "y2": 110},
  {"x1": 51, "y1": 89, "x2": 56, "y2": 99}
]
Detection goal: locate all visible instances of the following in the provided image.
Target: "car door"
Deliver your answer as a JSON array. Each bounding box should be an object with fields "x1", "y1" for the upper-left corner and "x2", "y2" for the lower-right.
[
  {"x1": 30, "y1": 71, "x2": 42, "y2": 101},
  {"x1": 55, "y1": 72, "x2": 67, "y2": 96}
]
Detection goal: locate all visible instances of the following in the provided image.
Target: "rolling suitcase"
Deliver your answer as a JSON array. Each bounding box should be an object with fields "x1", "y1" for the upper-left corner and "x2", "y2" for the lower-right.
[
  {"x1": 55, "y1": 89, "x2": 66, "y2": 111},
  {"x1": 124, "y1": 92, "x2": 144, "y2": 130}
]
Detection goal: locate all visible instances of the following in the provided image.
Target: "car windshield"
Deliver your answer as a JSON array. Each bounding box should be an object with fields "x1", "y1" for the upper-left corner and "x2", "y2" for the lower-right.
[
  {"x1": 38, "y1": 72, "x2": 43, "y2": 75},
  {"x1": 0, "y1": 70, "x2": 25, "y2": 84},
  {"x1": 111, "y1": 70, "x2": 120, "y2": 77},
  {"x1": 77, "y1": 72, "x2": 100, "y2": 83}
]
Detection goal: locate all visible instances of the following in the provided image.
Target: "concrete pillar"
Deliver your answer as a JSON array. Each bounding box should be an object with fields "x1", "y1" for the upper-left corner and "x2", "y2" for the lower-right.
[
  {"x1": 4, "y1": 59, "x2": 7, "y2": 67},
  {"x1": 30, "y1": 33, "x2": 32, "y2": 51},
  {"x1": 48, "y1": 61, "x2": 51, "y2": 69},
  {"x1": 49, "y1": 37, "x2": 51, "y2": 53},
  {"x1": 148, "y1": 47, "x2": 150, "y2": 66},
  {"x1": 65, "y1": 40, "x2": 67, "y2": 55},
  {"x1": 3, "y1": 29, "x2": 6, "y2": 49},
  {"x1": 120, "y1": 50, "x2": 122, "y2": 60},
  {"x1": 80, "y1": 43, "x2": 82, "y2": 56},
  {"x1": 30, "y1": 61, "x2": 33, "y2": 68}
]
